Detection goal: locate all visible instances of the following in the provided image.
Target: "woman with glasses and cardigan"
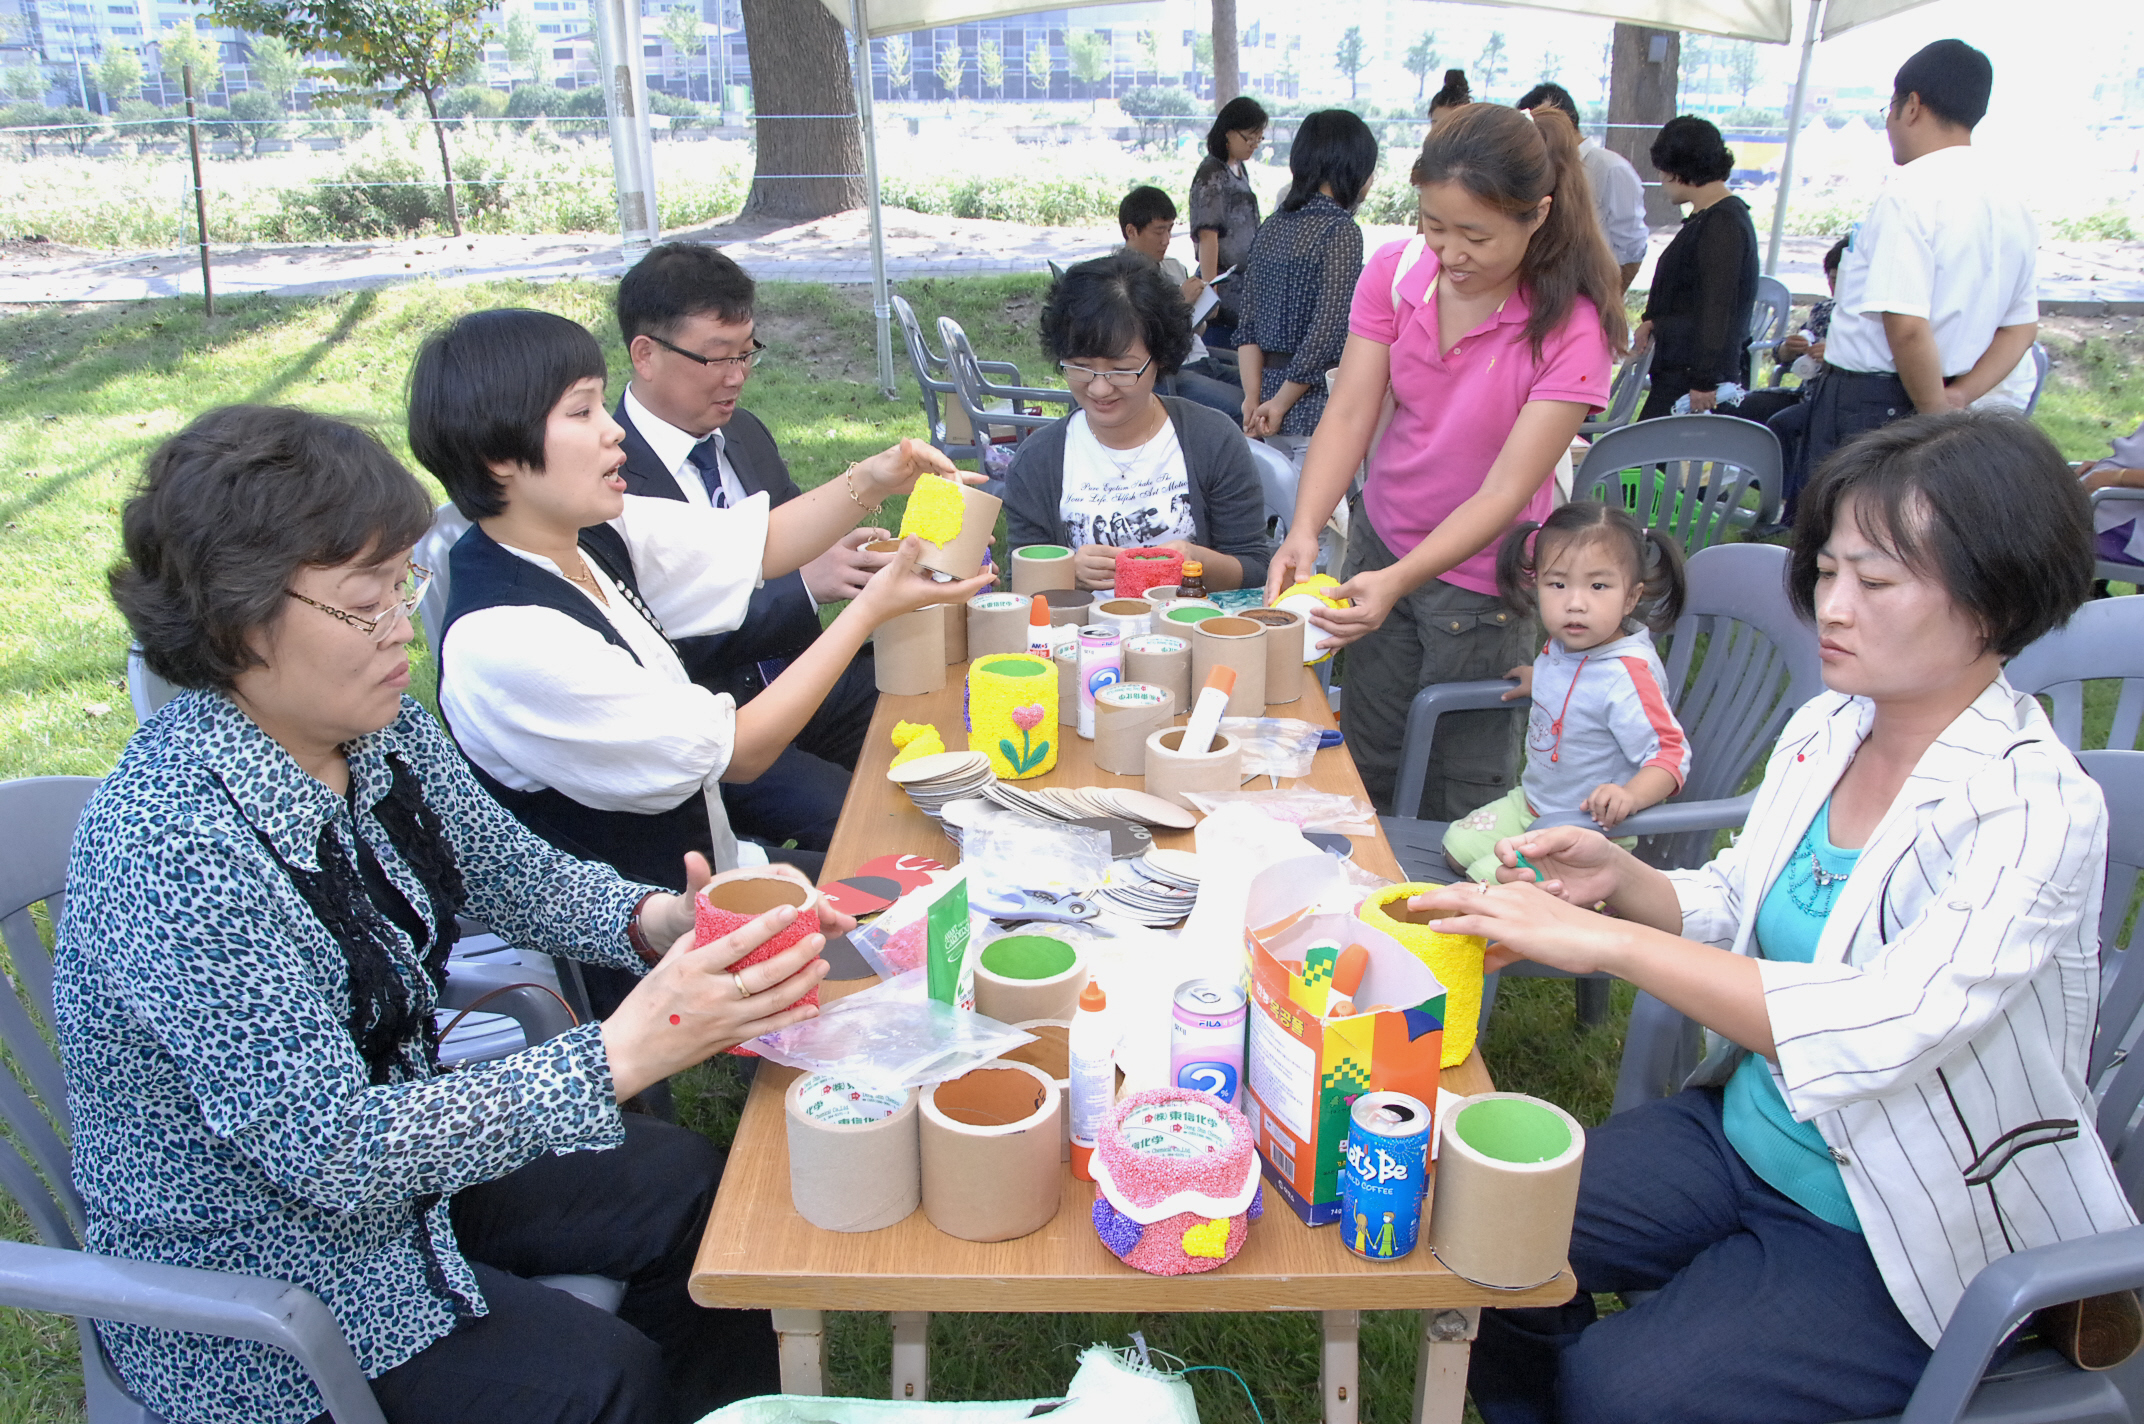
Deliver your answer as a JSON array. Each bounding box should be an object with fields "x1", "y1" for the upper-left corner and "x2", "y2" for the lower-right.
[
  {"x1": 67, "y1": 401, "x2": 839, "y2": 1424},
  {"x1": 1002, "y1": 253, "x2": 1270, "y2": 594}
]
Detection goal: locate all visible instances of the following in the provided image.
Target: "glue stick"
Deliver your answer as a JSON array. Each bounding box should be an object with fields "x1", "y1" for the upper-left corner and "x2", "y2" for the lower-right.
[
  {"x1": 1179, "y1": 665, "x2": 1236, "y2": 756},
  {"x1": 1068, "y1": 979, "x2": 1110, "y2": 1182}
]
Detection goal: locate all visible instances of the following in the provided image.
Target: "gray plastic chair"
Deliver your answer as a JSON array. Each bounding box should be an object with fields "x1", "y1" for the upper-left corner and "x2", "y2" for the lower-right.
[
  {"x1": 1578, "y1": 342, "x2": 1655, "y2": 440},
  {"x1": 1617, "y1": 750, "x2": 2144, "y2": 1424},
  {"x1": 1746, "y1": 274, "x2": 1793, "y2": 388},
  {"x1": 2089, "y1": 488, "x2": 2144, "y2": 591},
  {"x1": 2005, "y1": 596, "x2": 2144, "y2": 754},
  {"x1": 891, "y1": 294, "x2": 1026, "y2": 465},
  {"x1": 0, "y1": 775, "x2": 619, "y2": 1422},
  {"x1": 936, "y1": 317, "x2": 1073, "y2": 455},
  {"x1": 1379, "y1": 543, "x2": 1824, "y2": 1026},
  {"x1": 1578, "y1": 413, "x2": 1782, "y2": 553}
]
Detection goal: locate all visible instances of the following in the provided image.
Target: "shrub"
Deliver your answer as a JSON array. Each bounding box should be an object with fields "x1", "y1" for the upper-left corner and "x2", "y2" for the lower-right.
[
  {"x1": 227, "y1": 89, "x2": 284, "y2": 154},
  {"x1": 440, "y1": 83, "x2": 508, "y2": 124},
  {"x1": 1121, "y1": 85, "x2": 1195, "y2": 117},
  {"x1": 114, "y1": 96, "x2": 182, "y2": 143},
  {"x1": 506, "y1": 82, "x2": 572, "y2": 130},
  {"x1": 2049, "y1": 208, "x2": 2139, "y2": 242},
  {"x1": 649, "y1": 89, "x2": 701, "y2": 132}
]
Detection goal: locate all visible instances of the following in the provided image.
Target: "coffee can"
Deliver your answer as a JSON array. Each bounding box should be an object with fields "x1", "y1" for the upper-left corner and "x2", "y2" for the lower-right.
[
  {"x1": 1170, "y1": 978, "x2": 1247, "y2": 1106},
  {"x1": 1076, "y1": 624, "x2": 1123, "y2": 741},
  {"x1": 1342, "y1": 1091, "x2": 1432, "y2": 1261}
]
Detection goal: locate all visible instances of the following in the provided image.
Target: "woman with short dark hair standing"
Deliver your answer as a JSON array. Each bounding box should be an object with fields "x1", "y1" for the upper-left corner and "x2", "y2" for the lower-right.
[
  {"x1": 1003, "y1": 252, "x2": 1268, "y2": 592},
  {"x1": 1419, "y1": 412, "x2": 2136, "y2": 1424},
  {"x1": 1189, "y1": 95, "x2": 1269, "y2": 351},
  {"x1": 65, "y1": 403, "x2": 838, "y2": 1424},
  {"x1": 1634, "y1": 114, "x2": 1760, "y2": 419},
  {"x1": 1236, "y1": 108, "x2": 1380, "y2": 446}
]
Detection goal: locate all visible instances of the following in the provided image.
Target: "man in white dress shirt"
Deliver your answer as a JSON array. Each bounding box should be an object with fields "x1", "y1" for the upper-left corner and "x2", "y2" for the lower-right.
[
  {"x1": 1518, "y1": 82, "x2": 1650, "y2": 290},
  {"x1": 1786, "y1": 38, "x2": 2038, "y2": 517},
  {"x1": 612, "y1": 244, "x2": 887, "y2": 858}
]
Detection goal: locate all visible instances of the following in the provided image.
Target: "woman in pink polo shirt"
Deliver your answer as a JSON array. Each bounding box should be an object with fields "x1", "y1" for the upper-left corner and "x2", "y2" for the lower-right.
[{"x1": 1266, "y1": 103, "x2": 1625, "y2": 820}]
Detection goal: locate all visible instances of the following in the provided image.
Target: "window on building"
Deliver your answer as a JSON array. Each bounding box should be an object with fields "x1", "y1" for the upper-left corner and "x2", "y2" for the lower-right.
[
  {"x1": 539, "y1": 23, "x2": 561, "y2": 32},
  {"x1": 552, "y1": 45, "x2": 573, "y2": 57},
  {"x1": 644, "y1": 42, "x2": 660, "y2": 54}
]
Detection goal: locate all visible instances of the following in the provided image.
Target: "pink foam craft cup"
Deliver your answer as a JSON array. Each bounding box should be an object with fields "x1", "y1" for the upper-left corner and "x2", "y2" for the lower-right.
[
  {"x1": 1089, "y1": 1086, "x2": 1262, "y2": 1275},
  {"x1": 693, "y1": 875, "x2": 824, "y2": 1056}
]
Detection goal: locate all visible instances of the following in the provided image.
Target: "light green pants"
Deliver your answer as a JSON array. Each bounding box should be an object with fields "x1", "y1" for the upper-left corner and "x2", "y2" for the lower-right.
[{"x1": 1442, "y1": 787, "x2": 1637, "y2": 883}]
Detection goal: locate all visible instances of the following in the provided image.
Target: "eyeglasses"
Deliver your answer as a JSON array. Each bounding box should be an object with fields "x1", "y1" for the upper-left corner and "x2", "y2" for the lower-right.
[
  {"x1": 1058, "y1": 356, "x2": 1155, "y2": 388},
  {"x1": 650, "y1": 334, "x2": 766, "y2": 371},
  {"x1": 287, "y1": 564, "x2": 432, "y2": 644}
]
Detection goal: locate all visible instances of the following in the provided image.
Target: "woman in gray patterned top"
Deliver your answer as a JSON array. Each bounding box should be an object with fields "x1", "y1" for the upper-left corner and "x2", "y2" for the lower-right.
[
  {"x1": 1236, "y1": 109, "x2": 1379, "y2": 441},
  {"x1": 1188, "y1": 94, "x2": 1268, "y2": 343},
  {"x1": 59, "y1": 404, "x2": 834, "y2": 1424}
]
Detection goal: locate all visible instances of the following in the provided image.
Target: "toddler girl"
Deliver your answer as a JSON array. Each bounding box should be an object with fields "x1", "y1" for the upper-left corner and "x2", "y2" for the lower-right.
[{"x1": 1443, "y1": 501, "x2": 1690, "y2": 883}]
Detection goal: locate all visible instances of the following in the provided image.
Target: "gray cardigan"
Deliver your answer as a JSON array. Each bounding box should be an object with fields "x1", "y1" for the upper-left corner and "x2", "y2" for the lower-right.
[{"x1": 1002, "y1": 397, "x2": 1271, "y2": 592}]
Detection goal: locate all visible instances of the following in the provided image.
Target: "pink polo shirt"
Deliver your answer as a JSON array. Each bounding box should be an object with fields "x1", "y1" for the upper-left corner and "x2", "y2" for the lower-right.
[{"x1": 1351, "y1": 240, "x2": 1613, "y2": 596}]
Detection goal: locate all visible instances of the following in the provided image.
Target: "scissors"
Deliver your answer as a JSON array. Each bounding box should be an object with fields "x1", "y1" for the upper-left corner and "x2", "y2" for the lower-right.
[{"x1": 972, "y1": 887, "x2": 1100, "y2": 925}]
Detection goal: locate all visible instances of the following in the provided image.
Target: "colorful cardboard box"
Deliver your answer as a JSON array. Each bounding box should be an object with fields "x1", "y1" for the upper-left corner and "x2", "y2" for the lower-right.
[{"x1": 1238, "y1": 856, "x2": 1447, "y2": 1226}]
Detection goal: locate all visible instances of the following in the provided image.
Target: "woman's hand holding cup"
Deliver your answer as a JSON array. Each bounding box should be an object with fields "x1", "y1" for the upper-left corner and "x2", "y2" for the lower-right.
[{"x1": 851, "y1": 535, "x2": 992, "y2": 624}]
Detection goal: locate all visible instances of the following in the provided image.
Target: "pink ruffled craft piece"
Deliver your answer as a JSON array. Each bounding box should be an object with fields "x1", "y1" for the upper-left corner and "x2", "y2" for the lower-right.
[{"x1": 1098, "y1": 1087, "x2": 1257, "y2": 1212}]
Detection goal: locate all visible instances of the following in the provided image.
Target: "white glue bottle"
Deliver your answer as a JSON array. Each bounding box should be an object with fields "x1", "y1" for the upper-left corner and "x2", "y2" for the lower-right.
[{"x1": 1068, "y1": 979, "x2": 1111, "y2": 1182}]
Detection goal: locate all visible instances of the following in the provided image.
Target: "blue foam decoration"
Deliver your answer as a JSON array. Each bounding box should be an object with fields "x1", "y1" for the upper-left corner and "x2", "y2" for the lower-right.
[{"x1": 1092, "y1": 1195, "x2": 1144, "y2": 1259}]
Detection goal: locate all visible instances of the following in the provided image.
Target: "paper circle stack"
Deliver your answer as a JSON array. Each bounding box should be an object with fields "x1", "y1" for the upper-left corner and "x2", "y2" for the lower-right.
[
  {"x1": 1358, "y1": 883, "x2": 1487, "y2": 1067},
  {"x1": 1089, "y1": 1087, "x2": 1264, "y2": 1275},
  {"x1": 695, "y1": 875, "x2": 824, "y2": 1053},
  {"x1": 1272, "y1": 574, "x2": 1352, "y2": 666},
  {"x1": 965, "y1": 653, "x2": 1058, "y2": 779},
  {"x1": 1114, "y1": 546, "x2": 1185, "y2": 600}
]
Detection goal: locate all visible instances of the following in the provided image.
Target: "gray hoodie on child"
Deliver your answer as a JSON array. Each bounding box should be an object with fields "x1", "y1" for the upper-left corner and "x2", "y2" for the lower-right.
[{"x1": 1521, "y1": 626, "x2": 1691, "y2": 814}]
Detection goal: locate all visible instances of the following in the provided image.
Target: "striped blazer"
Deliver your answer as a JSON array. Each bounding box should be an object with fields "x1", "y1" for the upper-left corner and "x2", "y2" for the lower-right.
[{"x1": 1667, "y1": 675, "x2": 2135, "y2": 1346}]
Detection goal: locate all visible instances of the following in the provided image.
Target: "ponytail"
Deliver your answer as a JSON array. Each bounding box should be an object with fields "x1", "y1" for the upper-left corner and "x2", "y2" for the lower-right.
[
  {"x1": 1411, "y1": 104, "x2": 1629, "y2": 361},
  {"x1": 1494, "y1": 501, "x2": 1684, "y2": 631},
  {"x1": 1637, "y1": 527, "x2": 1688, "y2": 632},
  {"x1": 1495, "y1": 519, "x2": 1545, "y2": 620},
  {"x1": 1429, "y1": 69, "x2": 1471, "y2": 112}
]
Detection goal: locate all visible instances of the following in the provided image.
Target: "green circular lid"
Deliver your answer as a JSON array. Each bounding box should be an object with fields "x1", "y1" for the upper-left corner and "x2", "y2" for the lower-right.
[
  {"x1": 1454, "y1": 1097, "x2": 1573, "y2": 1164},
  {"x1": 1165, "y1": 605, "x2": 1225, "y2": 626},
  {"x1": 980, "y1": 934, "x2": 1079, "y2": 980}
]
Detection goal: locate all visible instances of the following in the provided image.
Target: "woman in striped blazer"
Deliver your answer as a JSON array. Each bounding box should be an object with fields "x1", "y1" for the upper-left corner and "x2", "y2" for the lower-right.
[{"x1": 1423, "y1": 410, "x2": 2136, "y2": 1424}]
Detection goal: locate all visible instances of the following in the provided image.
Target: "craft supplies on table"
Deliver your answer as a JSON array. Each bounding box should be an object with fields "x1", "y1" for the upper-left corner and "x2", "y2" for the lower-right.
[
  {"x1": 1237, "y1": 607, "x2": 1304, "y2": 705},
  {"x1": 889, "y1": 720, "x2": 947, "y2": 768},
  {"x1": 919, "y1": 1059, "x2": 1063, "y2": 1242},
  {"x1": 1190, "y1": 616, "x2": 1268, "y2": 716},
  {"x1": 972, "y1": 932, "x2": 1088, "y2": 1024},
  {"x1": 697, "y1": 874, "x2": 825, "y2": 1053},
  {"x1": 966, "y1": 592, "x2": 1029, "y2": 658},
  {"x1": 966, "y1": 654, "x2": 1058, "y2": 779},
  {"x1": 1122, "y1": 633, "x2": 1191, "y2": 705},
  {"x1": 1140, "y1": 584, "x2": 1181, "y2": 610},
  {"x1": 1042, "y1": 587, "x2": 1093, "y2": 628},
  {"x1": 1090, "y1": 597, "x2": 1154, "y2": 640},
  {"x1": 1010, "y1": 543, "x2": 1077, "y2": 594},
  {"x1": 939, "y1": 598, "x2": 967, "y2": 663},
  {"x1": 875, "y1": 605, "x2": 948, "y2": 695},
  {"x1": 1358, "y1": 884, "x2": 1489, "y2": 1067},
  {"x1": 1142, "y1": 727, "x2": 1241, "y2": 810},
  {"x1": 1003, "y1": 1018, "x2": 1074, "y2": 1161},
  {"x1": 1271, "y1": 575, "x2": 1350, "y2": 665},
  {"x1": 899, "y1": 474, "x2": 1001, "y2": 579},
  {"x1": 1113, "y1": 546, "x2": 1184, "y2": 599},
  {"x1": 1170, "y1": 979, "x2": 1247, "y2": 1106},
  {"x1": 784, "y1": 1074, "x2": 922, "y2": 1233},
  {"x1": 886, "y1": 749, "x2": 995, "y2": 817},
  {"x1": 1341, "y1": 1091, "x2": 1431, "y2": 1261},
  {"x1": 1089, "y1": 1087, "x2": 1264, "y2": 1275},
  {"x1": 1428, "y1": 1093, "x2": 1585, "y2": 1289},
  {"x1": 1159, "y1": 601, "x2": 1223, "y2": 633},
  {"x1": 1091, "y1": 682, "x2": 1175, "y2": 775},
  {"x1": 1074, "y1": 625, "x2": 1122, "y2": 740}
]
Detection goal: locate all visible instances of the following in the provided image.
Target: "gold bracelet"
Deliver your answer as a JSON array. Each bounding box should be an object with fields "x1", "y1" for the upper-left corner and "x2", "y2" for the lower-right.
[{"x1": 844, "y1": 463, "x2": 883, "y2": 516}]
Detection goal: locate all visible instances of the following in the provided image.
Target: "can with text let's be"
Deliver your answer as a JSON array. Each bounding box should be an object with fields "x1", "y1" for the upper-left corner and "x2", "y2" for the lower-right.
[
  {"x1": 1342, "y1": 1091, "x2": 1432, "y2": 1261},
  {"x1": 1170, "y1": 979, "x2": 1247, "y2": 1106}
]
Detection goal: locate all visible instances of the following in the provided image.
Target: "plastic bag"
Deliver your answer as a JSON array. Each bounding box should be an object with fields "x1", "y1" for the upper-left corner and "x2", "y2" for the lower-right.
[
  {"x1": 1217, "y1": 716, "x2": 1325, "y2": 780},
  {"x1": 744, "y1": 970, "x2": 1034, "y2": 1088},
  {"x1": 963, "y1": 810, "x2": 1111, "y2": 903},
  {"x1": 1183, "y1": 787, "x2": 1378, "y2": 836}
]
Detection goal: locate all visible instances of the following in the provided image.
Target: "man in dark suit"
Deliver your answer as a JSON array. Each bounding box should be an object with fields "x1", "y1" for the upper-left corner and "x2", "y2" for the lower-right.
[{"x1": 613, "y1": 242, "x2": 889, "y2": 856}]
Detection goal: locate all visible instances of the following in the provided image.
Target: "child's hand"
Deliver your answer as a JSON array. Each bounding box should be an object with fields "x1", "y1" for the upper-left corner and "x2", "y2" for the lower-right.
[
  {"x1": 1585, "y1": 782, "x2": 1638, "y2": 828},
  {"x1": 1500, "y1": 664, "x2": 1534, "y2": 702}
]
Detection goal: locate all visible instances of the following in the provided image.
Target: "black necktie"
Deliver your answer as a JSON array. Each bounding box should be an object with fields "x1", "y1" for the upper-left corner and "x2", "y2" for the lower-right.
[{"x1": 686, "y1": 436, "x2": 729, "y2": 508}]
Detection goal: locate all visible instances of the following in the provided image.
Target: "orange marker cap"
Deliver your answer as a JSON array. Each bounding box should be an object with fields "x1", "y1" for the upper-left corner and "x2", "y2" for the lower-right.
[
  {"x1": 1202, "y1": 665, "x2": 1237, "y2": 695},
  {"x1": 1030, "y1": 593, "x2": 1049, "y2": 624}
]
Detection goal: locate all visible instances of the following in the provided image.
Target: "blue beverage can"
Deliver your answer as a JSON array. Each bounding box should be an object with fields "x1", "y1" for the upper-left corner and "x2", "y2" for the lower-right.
[
  {"x1": 1170, "y1": 979, "x2": 1247, "y2": 1106},
  {"x1": 1342, "y1": 1091, "x2": 1432, "y2": 1261}
]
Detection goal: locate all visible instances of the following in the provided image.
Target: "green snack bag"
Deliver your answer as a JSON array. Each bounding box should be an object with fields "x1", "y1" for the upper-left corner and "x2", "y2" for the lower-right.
[{"x1": 924, "y1": 869, "x2": 972, "y2": 1007}]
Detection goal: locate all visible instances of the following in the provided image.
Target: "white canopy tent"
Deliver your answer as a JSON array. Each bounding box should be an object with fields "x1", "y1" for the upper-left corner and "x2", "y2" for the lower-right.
[{"x1": 794, "y1": 0, "x2": 1936, "y2": 393}]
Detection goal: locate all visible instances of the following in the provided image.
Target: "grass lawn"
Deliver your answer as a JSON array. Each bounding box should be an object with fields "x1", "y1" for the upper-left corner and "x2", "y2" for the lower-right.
[{"x1": 2, "y1": 277, "x2": 2140, "y2": 1423}]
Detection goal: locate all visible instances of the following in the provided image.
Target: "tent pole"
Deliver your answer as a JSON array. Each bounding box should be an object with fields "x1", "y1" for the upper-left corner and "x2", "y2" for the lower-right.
[
  {"x1": 851, "y1": 0, "x2": 897, "y2": 399},
  {"x1": 595, "y1": 0, "x2": 661, "y2": 256},
  {"x1": 1765, "y1": 0, "x2": 1824, "y2": 277}
]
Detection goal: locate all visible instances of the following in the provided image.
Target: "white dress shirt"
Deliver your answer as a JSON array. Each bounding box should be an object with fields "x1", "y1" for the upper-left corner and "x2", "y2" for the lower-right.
[
  {"x1": 624, "y1": 384, "x2": 747, "y2": 509},
  {"x1": 1580, "y1": 139, "x2": 1650, "y2": 267},
  {"x1": 1668, "y1": 677, "x2": 2132, "y2": 1346},
  {"x1": 1824, "y1": 144, "x2": 2038, "y2": 379},
  {"x1": 439, "y1": 492, "x2": 770, "y2": 870}
]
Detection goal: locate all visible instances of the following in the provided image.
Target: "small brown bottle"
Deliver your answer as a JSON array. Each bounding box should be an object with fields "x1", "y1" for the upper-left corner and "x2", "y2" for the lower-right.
[{"x1": 1178, "y1": 559, "x2": 1207, "y2": 601}]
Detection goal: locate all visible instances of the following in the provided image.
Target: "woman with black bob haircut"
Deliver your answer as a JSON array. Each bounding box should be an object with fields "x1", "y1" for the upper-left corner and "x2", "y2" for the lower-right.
[
  {"x1": 1189, "y1": 93, "x2": 1270, "y2": 344},
  {"x1": 68, "y1": 402, "x2": 841, "y2": 1424},
  {"x1": 1236, "y1": 108, "x2": 1379, "y2": 443},
  {"x1": 1004, "y1": 251, "x2": 1268, "y2": 592},
  {"x1": 1634, "y1": 114, "x2": 1758, "y2": 418},
  {"x1": 1414, "y1": 410, "x2": 2132, "y2": 1424}
]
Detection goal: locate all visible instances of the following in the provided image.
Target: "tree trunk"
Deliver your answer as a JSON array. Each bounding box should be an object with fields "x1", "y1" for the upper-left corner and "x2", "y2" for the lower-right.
[
  {"x1": 1607, "y1": 24, "x2": 1680, "y2": 227},
  {"x1": 1211, "y1": 0, "x2": 1238, "y2": 105},
  {"x1": 739, "y1": 0, "x2": 865, "y2": 221},
  {"x1": 422, "y1": 87, "x2": 465, "y2": 237}
]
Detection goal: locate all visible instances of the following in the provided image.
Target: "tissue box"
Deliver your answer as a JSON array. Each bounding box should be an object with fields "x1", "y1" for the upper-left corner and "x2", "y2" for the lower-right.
[{"x1": 1238, "y1": 857, "x2": 1446, "y2": 1226}]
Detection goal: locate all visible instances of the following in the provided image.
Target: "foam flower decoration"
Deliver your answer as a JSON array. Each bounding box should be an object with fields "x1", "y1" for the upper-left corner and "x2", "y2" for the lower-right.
[{"x1": 1011, "y1": 704, "x2": 1045, "y2": 732}]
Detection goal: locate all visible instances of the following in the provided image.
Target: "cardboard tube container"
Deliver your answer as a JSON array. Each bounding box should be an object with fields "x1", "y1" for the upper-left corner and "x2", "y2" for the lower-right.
[
  {"x1": 1044, "y1": 587, "x2": 1093, "y2": 628},
  {"x1": 1141, "y1": 585, "x2": 1182, "y2": 611},
  {"x1": 1114, "y1": 546, "x2": 1185, "y2": 599},
  {"x1": 1091, "y1": 598, "x2": 1154, "y2": 640},
  {"x1": 1358, "y1": 884, "x2": 1488, "y2": 1067},
  {"x1": 1010, "y1": 544, "x2": 1077, "y2": 594},
  {"x1": 974, "y1": 933, "x2": 1088, "y2": 1023},
  {"x1": 920, "y1": 1059, "x2": 1063, "y2": 1242},
  {"x1": 1160, "y1": 601, "x2": 1224, "y2": 635},
  {"x1": 1093, "y1": 682, "x2": 1177, "y2": 776},
  {"x1": 1143, "y1": 728, "x2": 1242, "y2": 810},
  {"x1": 1006, "y1": 1019, "x2": 1073, "y2": 1161},
  {"x1": 966, "y1": 654, "x2": 1058, "y2": 779},
  {"x1": 1123, "y1": 634, "x2": 1192, "y2": 705},
  {"x1": 940, "y1": 599, "x2": 968, "y2": 664},
  {"x1": 874, "y1": 605, "x2": 947, "y2": 695},
  {"x1": 1055, "y1": 649, "x2": 1079, "y2": 728},
  {"x1": 1428, "y1": 1093, "x2": 1586, "y2": 1290},
  {"x1": 1191, "y1": 617, "x2": 1268, "y2": 715},
  {"x1": 898, "y1": 476, "x2": 1003, "y2": 580},
  {"x1": 784, "y1": 1074, "x2": 920, "y2": 1232},
  {"x1": 1239, "y1": 607, "x2": 1304, "y2": 705},
  {"x1": 967, "y1": 592, "x2": 1030, "y2": 658},
  {"x1": 697, "y1": 875, "x2": 825, "y2": 1047}
]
